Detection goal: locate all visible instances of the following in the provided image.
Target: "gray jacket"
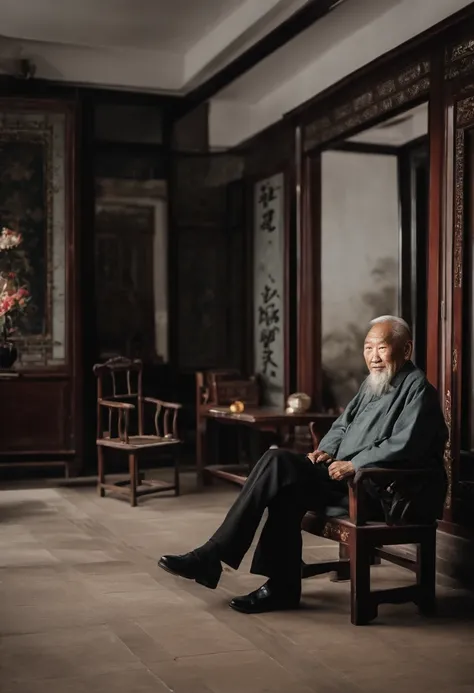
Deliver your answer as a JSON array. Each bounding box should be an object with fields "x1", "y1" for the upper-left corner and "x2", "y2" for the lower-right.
[{"x1": 319, "y1": 361, "x2": 448, "y2": 472}]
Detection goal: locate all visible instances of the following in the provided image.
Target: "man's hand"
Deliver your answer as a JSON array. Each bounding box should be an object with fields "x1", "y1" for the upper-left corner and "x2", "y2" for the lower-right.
[
  {"x1": 307, "y1": 450, "x2": 333, "y2": 465},
  {"x1": 328, "y1": 460, "x2": 355, "y2": 480}
]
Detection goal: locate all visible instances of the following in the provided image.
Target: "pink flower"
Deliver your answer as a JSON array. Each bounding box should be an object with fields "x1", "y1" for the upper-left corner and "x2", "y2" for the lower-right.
[
  {"x1": 0, "y1": 294, "x2": 15, "y2": 317},
  {"x1": 0, "y1": 286, "x2": 30, "y2": 317},
  {"x1": 0, "y1": 227, "x2": 22, "y2": 251}
]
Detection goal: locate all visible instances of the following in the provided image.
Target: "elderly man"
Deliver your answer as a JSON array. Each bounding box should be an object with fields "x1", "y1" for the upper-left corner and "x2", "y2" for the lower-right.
[{"x1": 159, "y1": 316, "x2": 447, "y2": 614}]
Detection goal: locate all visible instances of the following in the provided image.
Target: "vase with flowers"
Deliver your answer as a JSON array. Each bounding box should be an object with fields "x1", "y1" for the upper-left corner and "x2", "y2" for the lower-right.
[{"x1": 0, "y1": 227, "x2": 30, "y2": 369}]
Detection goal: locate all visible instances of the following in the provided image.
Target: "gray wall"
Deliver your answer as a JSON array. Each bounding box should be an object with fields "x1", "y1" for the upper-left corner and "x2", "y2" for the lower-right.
[{"x1": 321, "y1": 150, "x2": 400, "y2": 408}]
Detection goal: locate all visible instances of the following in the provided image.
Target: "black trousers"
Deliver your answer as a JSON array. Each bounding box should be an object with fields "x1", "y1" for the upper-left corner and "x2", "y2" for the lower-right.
[{"x1": 209, "y1": 449, "x2": 348, "y2": 585}]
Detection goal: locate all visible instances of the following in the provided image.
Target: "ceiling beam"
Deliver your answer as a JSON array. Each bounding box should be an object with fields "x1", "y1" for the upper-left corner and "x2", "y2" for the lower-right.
[{"x1": 178, "y1": 0, "x2": 346, "y2": 117}]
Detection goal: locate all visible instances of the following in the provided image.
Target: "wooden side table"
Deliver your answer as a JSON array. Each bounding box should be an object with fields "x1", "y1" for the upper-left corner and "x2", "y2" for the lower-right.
[{"x1": 198, "y1": 408, "x2": 337, "y2": 487}]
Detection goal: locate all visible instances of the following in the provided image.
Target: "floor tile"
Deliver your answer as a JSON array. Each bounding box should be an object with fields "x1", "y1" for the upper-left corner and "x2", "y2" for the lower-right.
[{"x1": 1, "y1": 480, "x2": 473, "y2": 693}]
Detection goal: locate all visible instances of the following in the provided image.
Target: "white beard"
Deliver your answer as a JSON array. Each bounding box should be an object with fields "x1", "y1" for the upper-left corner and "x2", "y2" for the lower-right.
[{"x1": 367, "y1": 366, "x2": 394, "y2": 397}]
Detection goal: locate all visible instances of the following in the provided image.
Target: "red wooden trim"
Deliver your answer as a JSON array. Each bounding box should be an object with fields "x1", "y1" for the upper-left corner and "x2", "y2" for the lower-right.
[
  {"x1": 444, "y1": 77, "x2": 474, "y2": 526},
  {"x1": 297, "y1": 153, "x2": 322, "y2": 408},
  {"x1": 286, "y1": 3, "x2": 474, "y2": 123},
  {"x1": 283, "y1": 165, "x2": 293, "y2": 402},
  {"x1": 426, "y1": 50, "x2": 444, "y2": 388},
  {"x1": 443, "y1": 96, "x2": 455, "y2": 525},
  {"x1": 244, "y1": 180, "x2": 254, "y2": 374}
]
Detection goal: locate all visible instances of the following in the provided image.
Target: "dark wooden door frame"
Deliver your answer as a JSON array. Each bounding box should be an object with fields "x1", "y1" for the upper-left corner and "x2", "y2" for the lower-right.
[
  {"x1": 291, "y1": 10, "x2": 474, "y2": 537},
  {"x1": 398, "y1": 136, "x2": 429, "y2": 371},
  {"x1": 437, "y1": 75, "x2": 474, "y2": 530},
  {"x1": 297, "y1": 135, "x2": 430, "y2": 409},
  {"x1": 296, "y1": 147, "x2": 322, "y2": 408}
]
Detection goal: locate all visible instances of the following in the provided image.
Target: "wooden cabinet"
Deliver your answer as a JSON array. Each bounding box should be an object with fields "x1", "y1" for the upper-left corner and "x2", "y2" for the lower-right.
[
  {"x1": 0, "y1": 98, "x2": 80, "y2": 474},
  {"x1": 0, "y1": 374, "x2": 72, "y2": 453}
]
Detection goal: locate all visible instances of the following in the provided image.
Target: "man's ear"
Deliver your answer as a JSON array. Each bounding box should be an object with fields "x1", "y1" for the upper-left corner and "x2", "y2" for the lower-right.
[{"x1": 404, "y1": 340, "x2": 413, "y2": 360}]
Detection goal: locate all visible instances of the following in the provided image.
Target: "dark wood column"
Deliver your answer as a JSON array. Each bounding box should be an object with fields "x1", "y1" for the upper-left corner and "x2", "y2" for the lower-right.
[{"x1": 296, "y1": 151, "x2": 322, "y2": 409}]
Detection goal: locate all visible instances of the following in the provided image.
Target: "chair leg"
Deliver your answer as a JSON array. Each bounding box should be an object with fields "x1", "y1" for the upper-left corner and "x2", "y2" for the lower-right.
[
  {"x1": 129, "y1": 454, "x2": 138, "y2": 507},
  {"x1": 349, "y1": 529, "x2": 376, "y2": 625},
  {"x1": 174, "y1": 451, "x2": 181, "y2": 497},
  {"x1": 370, "y1": 548, "x2": 382, "y2": 566},
  {"x1": 416, "y1": 532, "x2": 437, "y2": 616},
  {"x1": 97, "y1": 447, "x2": 105, "y2": 497},
  {"x1": 330, "y1": 543, "x2": 350, "y2": 582}
]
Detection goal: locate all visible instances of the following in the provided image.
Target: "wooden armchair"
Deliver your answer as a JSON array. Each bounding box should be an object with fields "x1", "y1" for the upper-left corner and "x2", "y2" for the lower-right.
[
  {"x1": 196, "y1": 370, "x2": 260, "y2": 411},
  {"x1": 302, "y1": 423, "x2": 438, "y2": 625},
  {"x1": 195, "y1": 370, "x2": 260, "y2": 482},
  {"x1": 93, "y1": 357, "x2": 182, "y2": 506}
]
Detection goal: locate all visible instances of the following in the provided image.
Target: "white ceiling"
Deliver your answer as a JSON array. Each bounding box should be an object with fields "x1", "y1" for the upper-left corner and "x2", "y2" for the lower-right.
[
  {"x1": 217, "y1": 0, "x2": 398, "y2": 104},
  {"x1": 210, "y1": 0, "x2": 472, "y2": 147},
  {"x1": 0, "y1": 0, "x2": 472, "y2": 148},
  {"x1": 0, "y1": 0, "x2": 245, "y2": 52},
  {"x1": 0, "y1": 0, "x2": 310, "y2": 91}
]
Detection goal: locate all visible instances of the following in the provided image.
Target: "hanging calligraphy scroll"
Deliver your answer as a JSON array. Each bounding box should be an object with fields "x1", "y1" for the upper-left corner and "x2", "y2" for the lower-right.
[{"x1": 253, "y1": 173, "x2": 286, "y2": 407}]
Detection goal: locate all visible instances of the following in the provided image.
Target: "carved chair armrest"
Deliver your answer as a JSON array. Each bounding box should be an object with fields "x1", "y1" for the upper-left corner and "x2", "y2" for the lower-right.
[
  {"x1": 98, "y1": 399, "x2": 134, "y2": 443},
  {"x1": 98, "y1": 399, "x2": 135, "y2": 410},
  {"x1": 143, "y1": 397, "x2": 182, "y2": 409},
  {"x1": 143, "y1": 397, "x2": 182, "y2": 439},
  {"x1": 353, "y1": 467, "x2": 432, "y2": 483},
  {"x1": 348, "y1": 467, "x2": 433, "y2": 526}
]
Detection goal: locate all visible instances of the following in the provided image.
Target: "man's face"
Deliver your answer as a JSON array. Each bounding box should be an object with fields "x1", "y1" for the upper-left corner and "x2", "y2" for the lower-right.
[{"x1": 363, "y1": 322, "x2": 410, "y2": 378}]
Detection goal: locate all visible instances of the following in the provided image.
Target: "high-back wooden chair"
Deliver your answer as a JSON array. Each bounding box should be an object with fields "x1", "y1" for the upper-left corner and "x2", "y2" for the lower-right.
[
  {"x1": 301, "y1": 423, "x2": 438, "y2": 625},
  {"x1": 195, "y1": 370, "x2": 261, "y2": 483},
  {"x1": 93, "y1": 356, "x2": 182, "y2": 506}
]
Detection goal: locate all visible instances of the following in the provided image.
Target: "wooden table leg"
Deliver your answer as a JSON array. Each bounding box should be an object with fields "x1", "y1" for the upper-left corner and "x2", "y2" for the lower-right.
[
  {"x1": 196, "y1": 411, "x2": 205, "y2": 487},
  {"x1": 174, "y1": 449, "x2": 181, "y2": 497},
  {"x1": 97, "y1": 447, "x2": 105, "y2": 497},
  {"x1": 129, "y1": 453, "x2": 137, "y2": 507}
]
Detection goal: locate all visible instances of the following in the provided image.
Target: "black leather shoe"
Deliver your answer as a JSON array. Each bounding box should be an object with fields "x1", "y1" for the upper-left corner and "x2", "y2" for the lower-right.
[
  {"x1": 158, "y1": 551, "x2": 222, "y2": 589},
  {"x1": 229, "y1": 581, "x2": 301, "y2": 614}
]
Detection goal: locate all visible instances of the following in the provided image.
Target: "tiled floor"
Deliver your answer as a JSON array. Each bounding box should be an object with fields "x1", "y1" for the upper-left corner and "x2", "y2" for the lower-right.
[{"x1": 1, "y1": 472, "x2": 474, "y2": 693}]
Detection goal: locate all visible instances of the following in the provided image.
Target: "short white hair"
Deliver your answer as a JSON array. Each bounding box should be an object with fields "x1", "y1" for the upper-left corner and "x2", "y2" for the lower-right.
[{"x1": 369, "y1": 315, "x2": 412, "y2": 341}]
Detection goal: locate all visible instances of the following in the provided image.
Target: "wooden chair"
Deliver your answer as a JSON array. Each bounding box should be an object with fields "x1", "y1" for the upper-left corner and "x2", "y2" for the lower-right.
[
  {"x1": 195, "y1": 370, "x2": 261, "y2": 482},
  {"x1": 302, "y1": 422, "x2": 438, "y2": 625},
  {"x1": 196, "y1": 370, "x2": 260, "y2": 410},
  {"x1": 94, "y1": 357, "x2": 182, "y2": 506}
]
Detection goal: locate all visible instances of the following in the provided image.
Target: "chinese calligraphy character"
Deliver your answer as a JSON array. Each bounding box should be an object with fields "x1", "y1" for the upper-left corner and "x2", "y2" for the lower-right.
[
  {"x1": 258, "y1": 277, "x2": 281, "y2": 378},
  {"x1": 260, "y1": 326, "x2": 279, "y2": 377},
  {"x1": 261, "y1": 284, "x2": 279, "y2": 304},
  {"x1": 258, "y1": 183, "x2": 276, "y2": 208},
  {"x1": 260, "y1": 208, "x2": 276, "y2": 233},
  {"x1": 258, "y1": 303, "x2": 280, "y2": 327}
]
